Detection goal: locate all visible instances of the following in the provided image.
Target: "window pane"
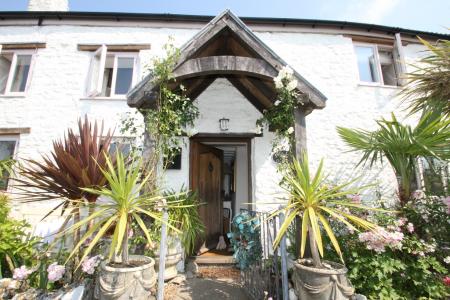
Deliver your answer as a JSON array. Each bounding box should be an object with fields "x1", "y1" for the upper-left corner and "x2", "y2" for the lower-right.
[
  {"x1": 0, "y1": 54, "x2": 12, "y2": 94},
  {"x1": 0, "y1": 140, "x2": 17, "y2": 190},
  {"x1": 114, "y1": 57, "x2": 134, "y2": 95},
  {"x1": 379, "y1": 50, "x2": 398, "y2": 86},
  {"x1": 355, "y1": 46, "x2": 379, "y2": 83},
  {"x1": 10, "y1": 55, "x2": 31, "y2": 92},
  {"x1": 422, "y1": 157, "x2": 449, "y2": 196}
]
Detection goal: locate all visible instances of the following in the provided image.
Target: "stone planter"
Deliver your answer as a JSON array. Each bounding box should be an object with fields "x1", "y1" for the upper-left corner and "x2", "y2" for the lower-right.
[
  {"x1": 154, "y1": 237, "x2": 183, "y2": 281},
  {"x1": 292, "y1": 259, "x2": 354, "y2": 300},
  {"x1": 97, "y1": 255, "x2": 156, "y2": 300}
]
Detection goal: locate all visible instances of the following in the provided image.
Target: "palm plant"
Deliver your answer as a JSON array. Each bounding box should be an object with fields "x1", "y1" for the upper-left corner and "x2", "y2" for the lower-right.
[
  {"x1": 401, "y1": 37, "x2": 450, "y2": 118},
  {"x1": 163, "y1": 188, "x2": 205, "y2": 256},
  {"x1": 337, "y1": 113, "x2": 450, "y2": 205},
  {"x1": 272, "y1": 155, "x2": 378, "y2": 267},
  {"x1": 0, "y1": 158, "x2": 15, "y2": 190},
  {"x1": 60, "y1": 152, "x2": 178, "y2": 266}
]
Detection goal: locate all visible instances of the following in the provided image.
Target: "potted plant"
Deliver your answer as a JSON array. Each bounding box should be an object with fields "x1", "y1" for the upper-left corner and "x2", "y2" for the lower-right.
[
  {"x1": 151, "y1": 188, "x2": 204, "y2": 280},
  {"x1": 272, "y1": 154, "x2": 380, "y2": 300},
  {"x1": 58, "y1": 152, "x2": 177, "y2": 300}
]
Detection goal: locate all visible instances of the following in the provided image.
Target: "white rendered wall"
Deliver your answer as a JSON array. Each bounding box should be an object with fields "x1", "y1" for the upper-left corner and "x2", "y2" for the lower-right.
[{"x1": 0, "y1": 22, "x2": 428, "y2": 226}]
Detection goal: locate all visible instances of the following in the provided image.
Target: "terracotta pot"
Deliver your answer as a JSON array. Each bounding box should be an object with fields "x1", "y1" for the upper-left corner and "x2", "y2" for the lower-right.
[
  {"x1": 97, "y1": 255, "x2": 156, "y2": 300},
  {"x1": 292, "y1": 259, "x2": 354, "y2": 300}
]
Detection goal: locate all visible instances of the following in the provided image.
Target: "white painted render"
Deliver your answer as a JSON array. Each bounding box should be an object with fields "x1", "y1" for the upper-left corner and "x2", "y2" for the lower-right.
[{"x1": 0, "y1": 21, "x2": 428, "y2": 226}]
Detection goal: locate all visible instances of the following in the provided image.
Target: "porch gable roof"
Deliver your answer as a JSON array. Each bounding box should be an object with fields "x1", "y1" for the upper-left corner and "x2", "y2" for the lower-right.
[{"x1": 127, "y1": 9, "x2": 327, "y2": 113}]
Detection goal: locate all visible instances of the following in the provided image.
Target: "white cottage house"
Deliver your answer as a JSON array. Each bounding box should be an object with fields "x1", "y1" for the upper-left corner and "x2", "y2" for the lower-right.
[{"x1": 0, "y1": 0, "x2": 448, "y2": 245}]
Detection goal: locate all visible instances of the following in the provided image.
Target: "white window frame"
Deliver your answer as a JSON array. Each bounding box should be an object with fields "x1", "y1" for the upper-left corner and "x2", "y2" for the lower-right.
[
  {"x1": 0, "y1": 46, "x2": 36, "y2": 96},
  {"x1": 0, "y1": 135, "x2": 19, "y2": 191},
  {"x1": 354, "y1": 42, "x2": 402, "y2": 88},
  {"x1": 87, "y1": 45, "x2": 139, "y2": 98}
]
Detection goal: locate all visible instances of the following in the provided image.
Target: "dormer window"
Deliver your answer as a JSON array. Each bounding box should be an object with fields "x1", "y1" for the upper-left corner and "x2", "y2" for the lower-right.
[
  {"x1": 354, "y1": 37, "x2": 405, "y2": 87},
  {"x1": 86, "y1": 45, "x2": 139, "y2": 98},
  {"x1": 0, "y1": 48, "x2": 34, "y2": 95}
]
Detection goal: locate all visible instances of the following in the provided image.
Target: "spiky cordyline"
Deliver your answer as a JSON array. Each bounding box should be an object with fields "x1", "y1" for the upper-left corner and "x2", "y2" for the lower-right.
[{"x1": 271, "y1": 154, "x2": 380, "y2": 267}]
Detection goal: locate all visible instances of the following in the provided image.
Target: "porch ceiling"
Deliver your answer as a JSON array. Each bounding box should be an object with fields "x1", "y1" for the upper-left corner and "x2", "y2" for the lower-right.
[{"x1": 127, "y1": 9, "x2": 327, "y2": 114}]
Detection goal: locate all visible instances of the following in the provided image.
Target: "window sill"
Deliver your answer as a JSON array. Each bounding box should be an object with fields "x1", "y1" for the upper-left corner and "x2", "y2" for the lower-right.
[
  {"x1": 357, "y1": 83, "x2": 401, "y2": 89},
  {"x1": 80, "y1": 97, "x2": 127, "y2": 101},
  {"x1": 0, "y1": 94, "x2": 26, "y2": 98}
]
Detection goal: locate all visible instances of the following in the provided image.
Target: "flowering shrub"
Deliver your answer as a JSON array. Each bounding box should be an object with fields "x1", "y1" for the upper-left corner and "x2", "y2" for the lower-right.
[
  {"x1": 12, "y1": 266, "x2": 33, "y2": 281},
  {"x1": 256, "y1": 66, "x2": 304, "y2": 158},
  {"x1": 326, "y1": 194, "x2": 449, "y2": 299},
  {"x1": 47, "y1": 263, "x2": 65, "y2": 283},
  {"x1": 81, "y1": 255, "x2": 102, "y2": 275}
]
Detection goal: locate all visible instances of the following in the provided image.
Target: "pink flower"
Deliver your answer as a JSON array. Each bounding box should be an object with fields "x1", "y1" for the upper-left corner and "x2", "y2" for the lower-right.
[
  {"x1": 358, "y1": 227, "x2": 403, "y2": 253},
  {"x1": 442, "y1": 196, "x2": 450, "y2": 214},
  {"x1": 406, "y1": 223, "x2": 414, "y2": 233},
  {"x1": 47, "y1": 263, "x2": 65, "y2": 282},
  {"x1": 347, "y1": 194, "x2": 361, "y2": 204},
  {"x1": 443, "y1": 276, "x2": 450, "y2": 286},
  {"x1": 82, "y1": 256, "x2": 101, "y2": 275},
  {"x1": 395, "y1": 217, "x2": 407, "y2": 227},
  {"x1": 13, "y1": 266, "x2": 33, "y2": 280},
  {"x1": 411, "y1": 190, "x2": 425, "y2": 200}
]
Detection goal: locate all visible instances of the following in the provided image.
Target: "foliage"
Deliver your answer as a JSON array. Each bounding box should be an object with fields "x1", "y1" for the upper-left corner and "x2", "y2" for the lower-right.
[
  {"x1": 337, "y1": 112, "x2": 450, "y2": 205},
  {"x1": 227, "y1": 212, "x2": 262, "y2": 270},
  {"x1": 401, "y1": 37, "x2": 450, "y2": 118},
  {"x1": 122, "y1": 41, "x2": 199, "y2": 168},
  {"x1": 163, "y1": 188, "x2": 205, "y2": 256},
  {"x1": 0, "y1": 194, "x2": 41, "y2": 278},
  {"x1": 271, "y1": 154, "x2": 379, "y2": 267},
  {"x1": 15, "y1": 115, "x2": 114, "y2": 209},
  {"x1": 257, "y1": 66, "x2": 304, "y2": 156},
  {"x1": 0, "y1": 158, "x2": 15, "y2": 190},
  {"x1": 327, "y1": 196, "x2": 449, "y2": 299},
  {"x1": 59, "y1": 152, "x2": 178, "y2": 266}
]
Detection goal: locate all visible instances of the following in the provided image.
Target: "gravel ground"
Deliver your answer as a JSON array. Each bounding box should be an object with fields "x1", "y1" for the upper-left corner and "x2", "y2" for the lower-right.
[{"x1": 164, "y1": 266, "x2": 249, "y2": 300}]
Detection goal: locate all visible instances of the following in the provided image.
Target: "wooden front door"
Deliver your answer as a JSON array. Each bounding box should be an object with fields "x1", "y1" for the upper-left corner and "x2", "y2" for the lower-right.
[{"x1": 190, "y1": 141, "x2": 223, "y2": 253}]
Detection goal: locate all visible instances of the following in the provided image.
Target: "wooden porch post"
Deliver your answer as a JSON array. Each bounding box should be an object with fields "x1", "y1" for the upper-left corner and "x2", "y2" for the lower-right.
[
  {"x1": 294, "y1": 107, "x2": 307, "y2": 159},
  {"x1": 293, "y1": 106, "x2": 309, "y2": 258}
]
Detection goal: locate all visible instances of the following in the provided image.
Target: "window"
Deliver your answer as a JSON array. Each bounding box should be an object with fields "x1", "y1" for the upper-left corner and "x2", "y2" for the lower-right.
[
  {"x1": 0, "y1": 47, "x2": 34, "y2": 95},
  {"x1": 354, "y1": 41, "x2": 405, "y2": 86},
  {"x1": 87, "y1": 45, "x2": 138, "y2": 98},
  {"x1": 417, "y1": 157, "x2": 449, "y2": 196},
  {"x1": 164, "y1": 148, "x2": 182, "y2": 170},
  {"x1": 0, "y1": 136, "x2": 18, "y2": 190},
  {"x1": 108, "y1": 137, "x2": 135, "y2": 157}
]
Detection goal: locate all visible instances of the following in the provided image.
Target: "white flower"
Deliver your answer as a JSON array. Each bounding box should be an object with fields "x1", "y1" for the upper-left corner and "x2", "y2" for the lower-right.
[
  {"x1": 274, "y1": 100, "x2": 281, "y2": 106},
  {"x1": 273, "y1": 76, "x2": 283, "y2": 89},
  {"x1": 13, "y1": 266, "x2": 33, "y2": 281},
  {"x1": 444, "y1": 256, "x2": 450, "y2": 264},
  {"x1": 284, "y1": 66, "x2": 294, "y2": 76},
  {"x1": 287, "y1": 127, "x2": 294, "y2": 134},
  {"x1": 406, "y1": 222, "x2": 414, "y2": 233},
  {"x1": 47, "y1": 263, "x2": 65, "y2": 282},
  {"x1": 286, "y1": 79, "x2": 298, "y2": 92}
]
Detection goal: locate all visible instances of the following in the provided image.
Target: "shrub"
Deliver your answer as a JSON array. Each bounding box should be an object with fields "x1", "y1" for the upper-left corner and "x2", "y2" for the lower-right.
[
  {"x1": 327, "y1": 195, "x2": 449, "y2": 299},
  {"x1": 0, "y1": 193, "x2": 41, "y2": 278}
]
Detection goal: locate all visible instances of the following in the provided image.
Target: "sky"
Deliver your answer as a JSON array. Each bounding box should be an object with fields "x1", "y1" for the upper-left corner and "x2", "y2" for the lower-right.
[{"x1": 0, "y1": 0, "x2": 448, "y2": 34}]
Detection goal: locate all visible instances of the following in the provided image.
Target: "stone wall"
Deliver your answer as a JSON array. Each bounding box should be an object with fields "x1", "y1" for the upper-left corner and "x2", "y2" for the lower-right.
[{"x1": 0, "y1": 22, "x2": 427, "y2": 225}]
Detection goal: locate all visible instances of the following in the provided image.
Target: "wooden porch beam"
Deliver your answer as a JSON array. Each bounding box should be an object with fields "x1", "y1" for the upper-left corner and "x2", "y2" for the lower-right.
[{"x1": 173, "y1": 56, "x2": 278, "y2": 80}]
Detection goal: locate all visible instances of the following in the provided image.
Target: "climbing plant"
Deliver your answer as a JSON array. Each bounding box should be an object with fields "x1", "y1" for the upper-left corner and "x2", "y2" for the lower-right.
[
  {"x1": 256, "y1": 66, "x2": 304, "y2": 163},
  {"x1": 121, "y1": 40, "x2": 199, "y2": 168}
]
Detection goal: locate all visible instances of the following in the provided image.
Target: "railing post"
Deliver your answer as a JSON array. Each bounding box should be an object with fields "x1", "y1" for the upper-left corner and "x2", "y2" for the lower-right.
[
  {"x1": 279, "y1": 211, "x2": 289, "y2": 300},
  {"x1": 157, "y1": 209, "x2": 168, "y2": 300}
]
